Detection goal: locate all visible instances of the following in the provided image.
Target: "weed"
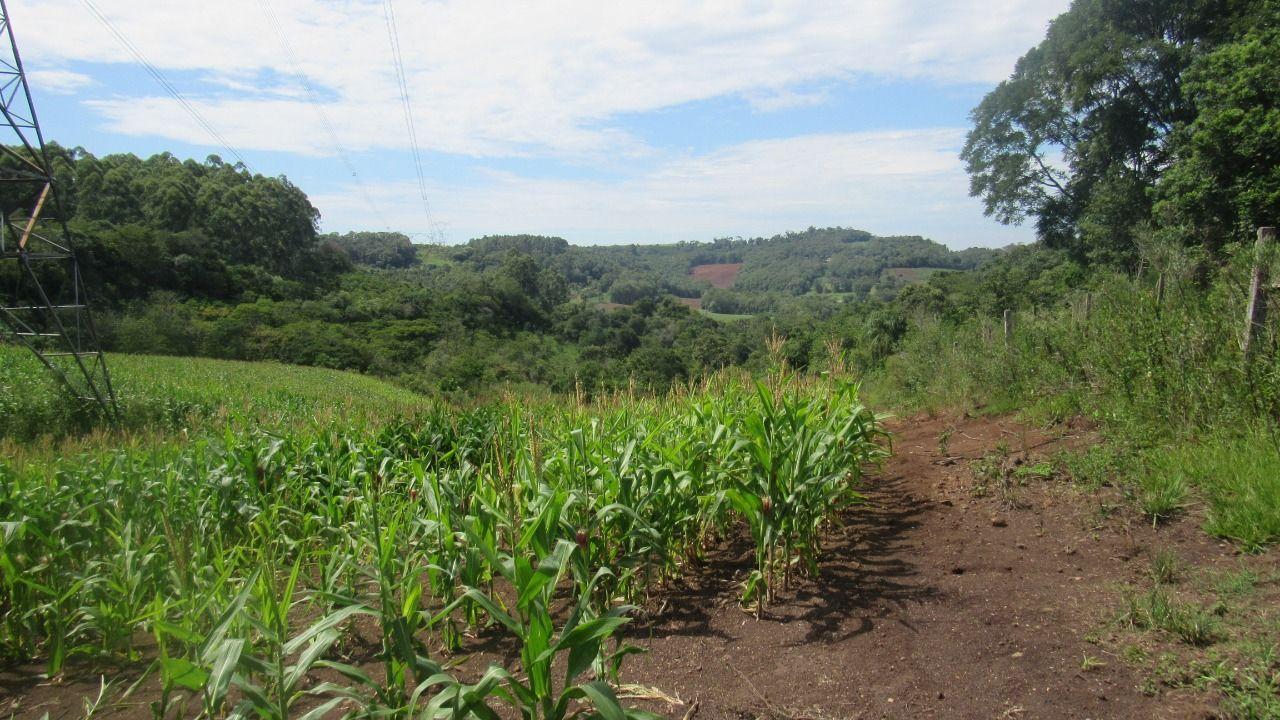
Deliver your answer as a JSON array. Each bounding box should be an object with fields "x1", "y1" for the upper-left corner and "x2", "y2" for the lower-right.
[
  {"x1": 1080, "y1": 654, "x2": 1107, "y2": 671},
  {"x1": 1122, "y1": 586, "x2": 1222, "y2": 647},
  {"x1": 1212, "y1": 568, "x2": 1260, "y2": 598},
  {"x1": 1195, "y1": 640, "x2": 1280, "y2": 720},
  {"x1": 1122, "y1": 644, "x2": 1148, "y2": 664},
  {"x1": 1148, "y1": 549, "x2": 1182, "y2": 585},
  {"x1": 937, "y1": 425, "x2": 955, "y2": 458}
]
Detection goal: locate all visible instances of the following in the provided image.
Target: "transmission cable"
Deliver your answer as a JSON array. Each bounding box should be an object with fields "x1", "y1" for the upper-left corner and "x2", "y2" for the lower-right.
[
  {"x1": 79, "y1": 0, "x2": 254, "y2": 172},
  {"x1": 381, "y1": 0, "x2": 435, "y2": 232},
  {"x1": 258, "y1": 0, "x2": 391, "y2": 230}
]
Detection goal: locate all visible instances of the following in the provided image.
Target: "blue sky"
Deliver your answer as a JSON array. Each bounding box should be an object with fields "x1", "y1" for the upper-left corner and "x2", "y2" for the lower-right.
[{"x1": 19, "y1": 0, "x2": 1070, "y2": 248}]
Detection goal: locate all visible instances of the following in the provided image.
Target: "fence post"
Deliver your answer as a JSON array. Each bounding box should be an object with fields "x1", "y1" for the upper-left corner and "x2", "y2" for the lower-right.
[
  {"x1": 1154, "y1": 273, "x2": 1165, "y2": 313},
  {"x1": 1242, "y1": 227, "x2": 1276, "y2": 363},
  {"x1": 1003, "y1": 309, "x2": 1013, "y2": 344}
]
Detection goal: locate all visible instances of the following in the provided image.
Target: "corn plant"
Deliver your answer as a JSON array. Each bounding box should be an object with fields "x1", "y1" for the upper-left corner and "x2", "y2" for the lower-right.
[
  {"x1": 2, "y1": 372, "x2": 887, "y2": 712},
  {"x1": 226, "y1": 565, "x2": 371, "y2": 720},
  {"x1": 438, "y1": 539, "x2": 659, "y2": 720},
  {"x1": 728, "y1": 380, "x2": 886, "y2": 612}
]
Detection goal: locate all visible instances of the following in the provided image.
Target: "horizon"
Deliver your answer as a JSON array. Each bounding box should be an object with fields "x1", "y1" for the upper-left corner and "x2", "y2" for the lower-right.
[{"x1": 24, "y1": 1, "x2": 1070, "y2": 249}]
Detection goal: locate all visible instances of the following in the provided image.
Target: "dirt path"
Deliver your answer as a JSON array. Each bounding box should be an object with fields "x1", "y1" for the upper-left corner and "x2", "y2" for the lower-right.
[{"x1": 623, "y1": 414, "x2": 1224, "y2": 719}]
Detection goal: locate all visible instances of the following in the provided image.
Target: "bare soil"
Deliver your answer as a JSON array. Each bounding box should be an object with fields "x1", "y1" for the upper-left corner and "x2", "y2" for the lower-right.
[
  {"x1": 3, "y1": 413, "x2": 1261, "y2": 719},
  {"x1": 689, "y1": 263, "x2": 743, "y2": 289}
]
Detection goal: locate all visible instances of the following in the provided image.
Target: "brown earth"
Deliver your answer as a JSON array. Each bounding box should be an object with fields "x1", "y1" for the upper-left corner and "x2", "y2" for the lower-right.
[
  {"x1": 2, "y1": 414, "x2": 1260, "y2": 719},
  {"x1": 690, "y1": 263, "x2": 743, "y2": 289}
]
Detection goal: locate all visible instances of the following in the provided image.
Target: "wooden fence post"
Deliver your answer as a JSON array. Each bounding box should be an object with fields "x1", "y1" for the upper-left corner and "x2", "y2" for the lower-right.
[
  {"x1": 1003, "y1": 309, "x2": 1013, "y2": 344},
  {"x1": 1242, "y1": 227, "x2": 1276, "y2": 362}
]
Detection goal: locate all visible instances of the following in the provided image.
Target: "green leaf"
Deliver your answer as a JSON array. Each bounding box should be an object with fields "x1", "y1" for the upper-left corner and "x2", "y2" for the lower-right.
[
  {"x1": 576, "y1": 681, "x2": 627, "y2": 720},
  {"x1": 296, "y1": 696, "x2": 345, "y2": 720},
  {"x1": 160, "y1": 656, "x2": 208, "y2": 692},
  {"x1": 282, "y1": 603, "x2": 369, "y2": 655},
  {"x1": 205, "y1": 638, "x2": 244, "y2": 708}
]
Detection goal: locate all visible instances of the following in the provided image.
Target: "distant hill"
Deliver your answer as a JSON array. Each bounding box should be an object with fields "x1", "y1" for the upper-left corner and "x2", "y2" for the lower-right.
[{"x1": 447, "y1": 227, "x2": 999, "y2": 311}]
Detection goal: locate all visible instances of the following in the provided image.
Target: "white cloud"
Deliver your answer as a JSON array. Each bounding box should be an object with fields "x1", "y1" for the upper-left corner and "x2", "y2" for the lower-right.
[
  {"x1": 313, "y1": 129, "x2": 1033, "y2": 249},
  {"x1": 28, "y1": 69, "x2": 93, "y2": 94},
  {"x1": 19, "y1": 0, "x2": 1069, "y2": 158},
  {"x1": 743, "y1": 87, "x2": 832, "y2": 112}
]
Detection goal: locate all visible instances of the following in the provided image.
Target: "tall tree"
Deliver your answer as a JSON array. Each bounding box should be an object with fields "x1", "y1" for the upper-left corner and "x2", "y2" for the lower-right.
[
  {"x1": 1156, "y1": 3, "x2": 1280, "y2": 244},
  {"x1": 962, "y1": 0, "x2": 1262, "y2": 265}
]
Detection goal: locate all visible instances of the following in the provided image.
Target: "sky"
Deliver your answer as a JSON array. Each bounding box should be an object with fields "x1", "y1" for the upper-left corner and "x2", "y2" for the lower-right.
[{"x1": 16, "y1": 0, "x2": 1070, "y2": 249}]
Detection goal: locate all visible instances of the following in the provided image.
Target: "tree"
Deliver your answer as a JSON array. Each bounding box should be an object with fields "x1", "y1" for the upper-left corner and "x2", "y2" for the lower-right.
[
  {"x1": 962, "y1": 0, "x2": 1262, "y2": 265},
  {"x1": 1156, "y1": 7, "x2": 1280, "y2": 245},
  {"x1": 324, "y1": 231, "x2": 418, "y2": 268}
]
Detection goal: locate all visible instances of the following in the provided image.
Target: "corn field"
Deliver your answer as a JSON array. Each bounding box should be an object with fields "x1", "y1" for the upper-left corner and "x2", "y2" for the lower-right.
[{"x1": 0, "y1": 372, "x2": 886, "y2": 719}]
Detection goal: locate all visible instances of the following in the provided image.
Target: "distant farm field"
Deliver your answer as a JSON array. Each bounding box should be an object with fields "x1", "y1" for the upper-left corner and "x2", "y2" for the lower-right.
[
  {"x1": 701, "y1": 309, "x2": 754, "y2": 322},
  {"x1": 690, "y1": 262, "x2": 743, "y2": 288}
]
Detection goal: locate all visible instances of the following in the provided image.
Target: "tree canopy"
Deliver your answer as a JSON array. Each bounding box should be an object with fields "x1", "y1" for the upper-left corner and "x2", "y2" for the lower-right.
[{"x1": 962, "y1": 0, "x2": 1275, "y2": 264}]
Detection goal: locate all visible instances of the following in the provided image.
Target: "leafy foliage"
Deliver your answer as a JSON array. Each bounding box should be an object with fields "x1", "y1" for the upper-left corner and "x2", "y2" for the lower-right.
[{"x1": 962, "y1": 0, "x2": 1274, "y2": 263}]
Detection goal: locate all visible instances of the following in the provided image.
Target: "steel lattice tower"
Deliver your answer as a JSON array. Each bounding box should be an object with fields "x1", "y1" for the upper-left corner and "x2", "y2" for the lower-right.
[{"x1": 0, "y1": 0, "x2": 117, "y2": 421}]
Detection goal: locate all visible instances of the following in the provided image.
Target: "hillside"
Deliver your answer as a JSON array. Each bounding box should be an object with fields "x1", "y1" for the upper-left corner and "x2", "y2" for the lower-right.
[{"x1": 447, "y1": 227, "x2": 998, "y2": 310}]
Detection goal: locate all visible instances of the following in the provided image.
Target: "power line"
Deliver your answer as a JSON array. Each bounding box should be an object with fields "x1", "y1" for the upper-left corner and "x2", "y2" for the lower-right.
[
  {"x1": 79, "y1": 0, "x2": 253, "y2": 172},
  {"x1": 381, "y1": 0, "x2": 435, "y2": 230},
  {"x1": 257, "y1": 0, "x2": 390, "y2": 230}
]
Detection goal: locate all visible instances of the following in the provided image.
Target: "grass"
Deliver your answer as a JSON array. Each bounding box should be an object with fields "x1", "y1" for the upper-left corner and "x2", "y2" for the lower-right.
[
  {"x1": 1211, "y1": 567, "x2": 1261, "y2": 597},
  {"x1": 1050, "y1": 430, "x2": 1280, "y2": 550},
  {"x1": 1137, "y1": 433, "x2": 1280, "y2": 550},
  {"x1": 1114, "y1": 550, "x2": 1279, "y2": 718},
  {"x1": 1121, "y1": 586, "x2": 1223, "y2": 647},
  {"x1": 867, "y1": 263, "x2": 1280, "y2": 553},
  {"x1": 1148, "y1": 549, "x2": 1183, "y2": 585}
]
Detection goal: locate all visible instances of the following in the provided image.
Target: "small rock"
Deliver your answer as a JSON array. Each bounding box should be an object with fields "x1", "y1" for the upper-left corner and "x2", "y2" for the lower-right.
[{"x1": 991, "y1": 517, "x2": 1008, "y2": 527}]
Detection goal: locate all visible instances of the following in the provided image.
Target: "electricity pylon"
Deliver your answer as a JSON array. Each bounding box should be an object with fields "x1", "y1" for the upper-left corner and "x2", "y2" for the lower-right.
[{"x1": 0, "y1": 0, "x2": 117, "y2": 422}]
